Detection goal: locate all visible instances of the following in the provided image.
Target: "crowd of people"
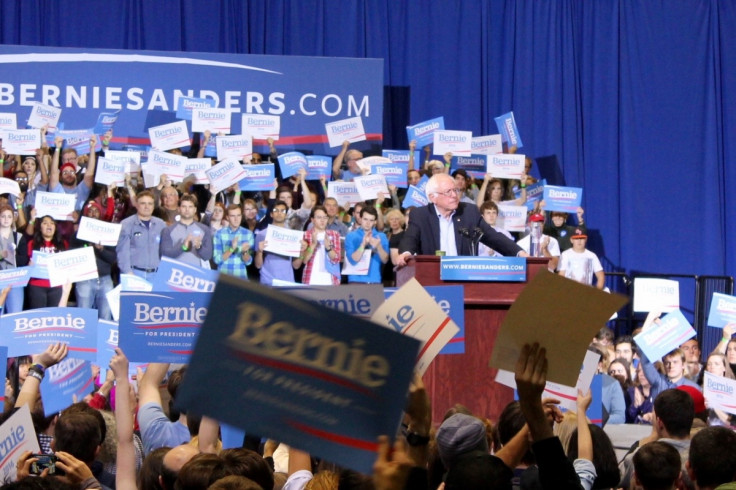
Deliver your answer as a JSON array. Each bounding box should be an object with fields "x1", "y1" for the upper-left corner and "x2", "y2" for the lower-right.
[{"x1": 2, "y1": 127, "x2": 736, "y2": 489}]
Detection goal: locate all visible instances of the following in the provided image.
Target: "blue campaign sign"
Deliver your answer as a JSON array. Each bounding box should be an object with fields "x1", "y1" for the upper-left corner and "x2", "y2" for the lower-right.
[
  {"x1": 96, "y1": 320, "x2": 118, "y2": 369},
  {"x1": 119, "y1": 291, "x2": 210, "y2": 363},
  {"x1": 93, "y1": 110, "x2": 121, "y2": 134},
  {"x1": 0, "y1": 266, "x2": 32, "y2": 289},
  {"x1": 0, "y1": 347, "x2": 6, "y2": 406},
  {"x1": 494, "y1": 111, "x2": 524, "y2": 149},
  {"x1": 406, "y1": 117, "x2": 444, "y2": 148},
  {"x1": 382, "y1": 149, "x2": 421, "y2": 166},
  {"x1": 588, "y1": 374, "x2": 604, "y2": 426},
  {"x1": 707, "y1": 292, "x2": 736, "y2": 328},
  {"x1": 305, "y1": 155, "x2": 332, "y2": 180},
  {"x1": 416, "y1": 174, "x2": 429, "y2": 194},
  {"x1": 515, "y1": 179, "x2": 546, "y2": 211},
  {"x1": 440, "y1": 257, "x2": 527, "y2": 282},
  {"x1": 175, "y1": 275, "x2": 419, "y2": 474},
  {"x1": 0, "y1": 307, "x2": 98, "y2": 360},
  {"x1": 277, "y1": 151, "x2": 308, "y2": 178},
  {"x1": 40, "y1": 358, "x2": 95, "y2": 416},
  {"x1": 0, "y1": 45, "x2": 382, "y2": 154},
  {"x1": 542, "y1": 185, "x2": 583, "y2": 213},
  {"x1": 385, "y1": 285, "x2": 466, "y2": 354},
  {"x1": 372, "y1": 163, "x2": 408, "y2": 187},
  {"x1": 152, "y1": 256, "x2": 218, "y2": 293},
  {"x1": 634, "y1": 309, "x2": 696, "y2": 362},
  {"x1": 238, "y1": 163, "x2": 276, "y2": 191},
  {"x1": 176, "y1": 96, "x2": 216, "y2": 120},
  {"x1": 451, "y1": 154, "x2": 488, "y2": 179},
  {"x1": 402, "y1": 185, "x2": 428, "y2": 208}
]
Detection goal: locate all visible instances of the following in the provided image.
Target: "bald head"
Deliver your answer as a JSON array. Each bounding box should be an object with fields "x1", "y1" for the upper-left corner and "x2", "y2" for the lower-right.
[{"x1": 163, "y1": 443, "x2": 199, "y2": 473}]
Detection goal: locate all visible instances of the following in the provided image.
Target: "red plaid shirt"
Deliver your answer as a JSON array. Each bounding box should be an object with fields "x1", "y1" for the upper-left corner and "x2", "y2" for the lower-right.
[{"x1": 302, "y1": 228, "x2": 342, "y2": 285}]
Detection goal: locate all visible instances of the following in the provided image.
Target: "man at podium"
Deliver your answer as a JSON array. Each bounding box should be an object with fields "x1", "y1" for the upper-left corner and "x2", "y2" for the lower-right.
[{"x1": 396, "y1": 174, "x2": 527, "y2": 266}]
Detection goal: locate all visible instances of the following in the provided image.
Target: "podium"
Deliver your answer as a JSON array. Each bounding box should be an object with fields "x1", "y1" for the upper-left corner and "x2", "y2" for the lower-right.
[{"x1": 396, "y1": 256, "x2": 549, "y2": 425}]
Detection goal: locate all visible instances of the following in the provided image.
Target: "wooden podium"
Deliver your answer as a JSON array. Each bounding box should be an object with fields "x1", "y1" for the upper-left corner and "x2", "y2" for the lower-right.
[{"x1": 396, "y1": 256, "x2": 549, "y2": 425}]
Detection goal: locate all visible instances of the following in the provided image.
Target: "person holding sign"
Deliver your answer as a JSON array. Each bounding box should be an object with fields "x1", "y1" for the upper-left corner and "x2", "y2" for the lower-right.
[
  {"x1": 160, "y1": 194, "x2": 213, "y2": 267},
  {"x1": 293, "y1": 205, "x2": 342, "y2": 285},
  {"x1": 476, "y1": 173, "x2": 528, "y2": 208},
  {"x1": 0, "y1": 204, "x2": 29, "y2": 313},
  {"x1": 213, "y1": 204, "x2": 254, "y2": 279},
  {"x1": 26, "y1": 215, "x2": 68, "y2": 308},
  {"x1": 332, "y1": 140, "x2": 364, "y2": 182},
  {"x1": 397, "y1": 174, "x2": 525, "y2": 265},
  {"x1": 345, "y1": 206, "x2": 388, "y2": 283},
  {"x1": 254, "y1": 200, "x2": 298, "y2": 285}
]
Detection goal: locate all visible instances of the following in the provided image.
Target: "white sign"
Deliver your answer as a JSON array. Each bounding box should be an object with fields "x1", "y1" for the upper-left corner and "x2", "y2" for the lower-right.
[
  {"x1": 105, "y1": 149, "x2": 141, "y2": 173},
  {"x1": 353, "y1": 174, "x2": 389, "y2": 201},
  {"x1": 327, "y1": 181, "x2": 361, "y2": 208},
  {"x1": 192, "y1": 107, "x2": 232, "y2": 133},
  {"x1": 205, "y1": 158, "x2": 246, "y2": 193},
  {"x1": 242, "y1": 113, "x2": 280, "y2": 140},
  {"x1": 34, "y1": 191, "x2": 76, "y2": 221},
  {"x1": 76, "y1": 217, "x2": 122, "y2": 246},
  {"x1": 0, "y1": 405, "x2": 40, "y2": 483},
  {"x1": 27, "y1": 102, "x2": 62, "y2": 130},
  {"x1": 357, "y1": 156, "x2": 392, "y2": 174},
  {"x1": 46, "y1": 247, "x2": 99, "y2": 287},
  {"x1": 146, "y1": 150, "x2": 187, "y2": 182},
  {"x1": 487, "y1": 153, "x2": 525, "y2": 179},
  {"x1": 2, "y1": 129, "x2": 41, "y2": 154},
  {"x1": 0, "y1": 112, "x2": 17, "y2": 130},
  {"x1": 433, "y1": 130, "x2": 473, "y2": 156},
  {"x1": 264, "y1": 225, "x2": 303, "y2": 258},
  {"x1": 325, "y1": 116, "x2": 366, "y2": 148},
  {"x1": 94, "y1": 157, "x2": 126, "y2": 186},
  {"x1": 107, "y1": 285, "x2": 121, "y2": 322},
  {"x1": 184, "y1": 158, "x2": 211, "y2": 184},
  {"x1": 216, "y1": 134, "x2": 252, "y2": 161},
  {"x1": 471, "y1": 134, "x2": 503, "y2": 155},
  {"x1": 0, "y1": 177, "x2": 21, "y2": 196},
  {"x1": 633, "y1": 278, "x2": 680, "y2": 312},
  {"x1": 497, "y1": 204, "x2": 528, "y2": 232},
  {"x1": 342, "y1": 250, "x2": 372, "y2": 276},
  {"x1": 703, "y1": 372, "x2": 736, "y2": 415},
  {"x1": 148, "y1": 120, "x2": 190, "y2": 151}
]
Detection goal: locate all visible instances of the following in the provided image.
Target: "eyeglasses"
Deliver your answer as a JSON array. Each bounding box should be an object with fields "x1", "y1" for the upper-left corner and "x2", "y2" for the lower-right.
[
  {"x1": 272, "y1": 208, "x2": 288, "y2": 214},
  {"x1": 434, "y1": 188, "x2": 462, "y2": 197},
  {"x1": 15, "y1": 177, "x2": 28, "y2": 182},
  {"x1": 61, "y1": 170, "x2": 76, "y2": 175}
]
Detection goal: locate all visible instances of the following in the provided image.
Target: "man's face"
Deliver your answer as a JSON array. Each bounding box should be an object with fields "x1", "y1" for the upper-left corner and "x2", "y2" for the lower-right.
[
  {"x1": 680, "y1": 339, "x2": 700, "y2": 363},
  {"x1": 482, "y1": 209, "x2": 498, "y2": 226},
  {"x1": 454, "y1": 174, "x2": 467, "y2": 191},
  {"x1": 429, "y1": 175, "x2": 460, "y2": 214},
  {"x1": 551, "y1": 213, "x2": 567, "y2": 227},
  {"x1": 162, "y1": 189, "x2": 179, "y2": 209},
  {"x1": 408, "y1": 170, "x2": 421, "y2": 186},
  {"x1": 324, "y1": 199, "x2": 338, "y2": 217},
  {"x1": 663, "y1": 355, "x2": 684, "y2": 381},
  {"x1": 353, "y1": 205, "x2": 363, "y2": 226},
  {"x1": 361, "y1": 212, "x2": 376, "y2": 234},
  {"x1": 278, "y1": 192, "x2": 293, "y2": 209},
  {"x1": 311, "y1": 210, "x2": 329, "y2": 230},
  {"x1": 615, "y1": 342, "x2": 633, "y2": 363},
  {"x1": 271, "y1": 205, "x2": 288, "y2": 224},
  {"x1": 61, "y1": 167, "x2": 76, "y2": 186},
  {"x1": 179, "y1": 201, "x2": 197, "y2": 220},
  {"x1": 62, "y1": 150, "x2": 78, "y2": 166},
  {"x1": 137, "y1": 196, "x2": 155, "y2": 219},
  {"x1": 227, "y1": 209, "x2": 242, "y2": 228},
  {"x1": 346, "y1": 150, "x2": 363, "y2": 172},
  {"x1": 571, "y1": 237, "x2": 587, "y2": 252}
]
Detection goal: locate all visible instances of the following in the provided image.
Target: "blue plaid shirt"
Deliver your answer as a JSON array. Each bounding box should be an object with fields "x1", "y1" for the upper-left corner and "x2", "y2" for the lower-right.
[{"x1": 213, "y1": 226, "x2": 255, "y2": 278}]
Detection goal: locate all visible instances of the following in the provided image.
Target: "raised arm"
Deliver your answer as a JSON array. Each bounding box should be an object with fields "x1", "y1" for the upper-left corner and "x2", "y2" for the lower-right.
[
  {"x1": 137, "y1": 362, "x2": 170, "y2": 408},
  {"x1": 82, "y1": 134, "x2": 98, "y2": 190},
  {"x1": 15, "y1": 342, "x2": 68, "y2": 409},
  {"x1": 332, "y1": 140, "x2": 350, "y2": 179},
  {"x1": 197, "y1": 130, "x2": 211, "y2": 159},
  {"x1": 49, "y1": 135, "x2": 63, "y2": 189},
  {"x1": 408, "y1": 140, "x2": 416, "y2": 171},
  {"x1": 111, "y1": 348, "x2": 137, "y2": 490},
  {"x1": 476, "y1": 173, "x2": 492, "y2": 208},
  {"x1": 714, "y1": 324, "x2": 735, "y2": 355}
]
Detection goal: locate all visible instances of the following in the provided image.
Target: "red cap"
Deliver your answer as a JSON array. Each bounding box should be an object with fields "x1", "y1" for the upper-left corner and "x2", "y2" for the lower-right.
[
  {"x1": 529, "y1": 213, "x2": 545, "y2": 223},
  {"x1": 571, "y1": 228, "x2": 587, "y2": 239},
  {"x1": 677, "y1": 385, "x2": 706, "y2": 414},
  {"x1": 60, "y1": 162, "x2": 77, "y2": 174}
]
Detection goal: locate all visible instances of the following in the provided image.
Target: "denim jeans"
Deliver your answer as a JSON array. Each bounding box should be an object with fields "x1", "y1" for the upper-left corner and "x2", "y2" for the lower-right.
[{"x1": 75, "y1": 275, "x2": 114, "y2": 320}]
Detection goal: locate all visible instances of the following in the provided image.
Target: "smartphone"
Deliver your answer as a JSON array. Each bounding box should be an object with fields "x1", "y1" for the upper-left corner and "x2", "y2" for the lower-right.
[{"x1": 29, "y1": 454, "x2": 62, "y2": 475}]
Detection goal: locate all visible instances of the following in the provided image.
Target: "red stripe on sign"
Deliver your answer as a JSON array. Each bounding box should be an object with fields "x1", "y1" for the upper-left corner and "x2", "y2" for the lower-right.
[
  {"x1": 416, "y1": 317, "x2": 452, "y2": 361},
  {"x1": 287, "y1": 419, "x2": 379, "y2": 452}
]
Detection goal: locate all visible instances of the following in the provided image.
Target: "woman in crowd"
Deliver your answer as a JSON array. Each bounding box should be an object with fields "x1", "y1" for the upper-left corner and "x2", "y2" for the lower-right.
[
  {"x1": 26, "y1": 214, "x2": 68, "y2": 308},
  {"x1": 627, "y1": 363, "x2": 655, "y2": 424},
  {"x1": 294, "y1": 205, "x2": 341, "y2": 285},
  {"x1": 0, "y1": 204, "x2": 29, "y2": 313},
  {"x1": 713, "y1": 323, "x2": 736, "y2": 374},
  {"x1": 608, "y1": 358, "x2": 635, "y2": 423},
  {"x1": 699, "y1": 352, "x2": 735, "y2": 426},
  {"x1": 476, "y1": 173, "x2": 527, "y2": 208}
]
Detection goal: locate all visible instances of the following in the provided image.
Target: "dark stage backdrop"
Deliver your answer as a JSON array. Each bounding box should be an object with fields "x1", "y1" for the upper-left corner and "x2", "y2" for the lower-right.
[{"x1": 2, "y1": 0, "x2": 735, "y2": 278}]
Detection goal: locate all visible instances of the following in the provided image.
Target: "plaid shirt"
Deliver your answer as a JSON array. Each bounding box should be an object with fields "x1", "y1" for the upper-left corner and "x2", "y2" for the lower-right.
[
  {"x1": 213, "y1": 226, "x2": 255, "y2": 278},
  {"x1": 302, "y1": 228, "x2": 342, "y2": 285}
]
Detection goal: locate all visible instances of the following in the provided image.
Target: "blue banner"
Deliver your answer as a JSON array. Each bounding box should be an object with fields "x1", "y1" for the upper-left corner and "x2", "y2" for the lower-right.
[
  {"x1": 634, "y1": 309, "x2": 696, "y2": 362},
  {"x1": 277, "y1": 151, "x2": 308, "y2": 178},
  {"x1": 0, "y1": 347, "x2": 6, "y2": 406},
  {"x1": 238, "y1": 164, "x2": 276, "y2": 191},
  {"x1": 382, "y1": 149, "x2": 421, "y2": 166},
  {"x1": 440, "y1": 257, "x2": 527, "y2": 282},
  {"x1": 494, "y1": 111, "x2": 524, "y2": 149},
  {"x1": 305, "y1": 155, "x2": 332, "y2": 180},
  {"x1": 119, "y1": 291, "x2": 210, "y2": 363},
  {"x1": 515, "y1": 178, "x2": 546, "y2": 211},
  {"x1": 176, "y1": 97, "x2": 216, "y2": 120},
  {"x1": 175, "y1": 275, "x2": 420, "y2": 474},
  {"x1": 707, "y1": 292, "x2": 736, "y2": 328},
  {"x1": 0, "y1": 266, "x2": 32, "y2": 289},
  {"x1": 406, "y1": 117, "x2": 444, "y2": 148},
  {"x1": 542, "y1": 185, "x2": 583, "y2": 213},
  {"x1": 0, "y1": 45, "x2": 383, "y2": 154},
  {"x1": 152, "y1": 256, "x2": 219, "y2": 293},
  {"x1": 40, "y1": 358, "x2": 95, "y2": 416},
  {"x1": 451, "y1": 155, "x2": 488, "y2": 179},
  {"x1": 401, "y1": 185, "x2": 428, "y2": 208},
  {"x1": 371, "y1": 163, "x2": 408, "y2": 187},
  {"x1": 96, "y1": 320, "x2": 118, "y2": 369},
  {"x1": 0, "y1": 307, "x2": 98, "y2": 360}
]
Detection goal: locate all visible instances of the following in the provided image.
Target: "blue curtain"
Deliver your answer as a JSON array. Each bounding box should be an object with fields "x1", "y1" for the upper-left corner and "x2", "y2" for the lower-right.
[{"x1": 2, "y1": 0, "x2": 734, "y2": 277}]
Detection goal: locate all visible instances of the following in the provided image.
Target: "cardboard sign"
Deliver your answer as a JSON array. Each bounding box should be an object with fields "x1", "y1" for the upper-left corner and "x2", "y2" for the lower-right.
[
  {"x1": 487, "y1": 153, "x2": 525, "y2": 179},
  {"x1": 327, "y1": 181, "x2": 361, "y2": 208},
  {"x1": 105, "y1": 149, "x2": 141, "y2": 174},
  {"x1": 406, "y1": 117, "x2": 444, "y2": 148},
  {"x1": 148, "y1": 120, "x2": 190, "y2": 151},
  {"x1": 242, "y1": 113, "x2": 280, "y2": 140},
  {"x1": 145, "y1": 150, "x2": 187, "y2": 182},
  {"x1": 703, "y1": 372, "x2": 736, "y2": 415},
  {"x1": 46, "y1": 247, "x2": 98, "y2": 287},
  {"x1": 433, "y1": 130, "x2": 472, "y2": 156},
  {"x1": 216, "y1": 134, "x2": 252, "y2": 161},
  {"x1": 633, "y1": 278, "x2": 680, "y2": 313},
  {"x1": 76, "y1": 217, "x2": 122, "y2": 246},
  {"x1": 191, "y1": 107, "x2": 232, "y2": 133},
  {"x1": 3, "y1": 129, "x2": 42, "y2": 154},
  {"x1": 94, "y1": 157, "x2": 127, "y2": 185},
  {"x1": 353, "y1": 174, "x2": 389, "y2": 201},
  {"x1": 471, "y1": 134, "x2": 503, "y2": 155},
  {"x1": 205, "y1": 158, "x2": 247, "y2": 193},
  {"x1": 264, "y1": 225, "x2": 303, "y2": 258},
  {"x1": 325, "y1": 116, "x2": 366, "y2": 147},
  {"x1": 634, "y1": 309, "x2": 696, "y2": 362},
  {"x1": 27, "y1": 102, "x2": 62, "y2": 130}
]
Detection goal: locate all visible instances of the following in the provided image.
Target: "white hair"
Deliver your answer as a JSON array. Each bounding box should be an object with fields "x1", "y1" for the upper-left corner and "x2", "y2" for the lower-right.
[{"x1": 425, "y1": 173, "x2": 454, "y2": 196}]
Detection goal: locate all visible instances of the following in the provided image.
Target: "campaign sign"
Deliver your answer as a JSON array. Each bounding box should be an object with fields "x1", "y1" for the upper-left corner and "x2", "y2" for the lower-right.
[
  {"x1": 94, "y1": 156, "x2": 126, "y2": 185},
  {"x1": 487, "y1": 153, "x2": 525, "y2": 179},
  {"x1": 238, "y1": 163, "x2": 275, "y2": 191},
  {"x1": 542, "y1": 185, "x2": 583, "y2": 213},
  {"x1": 242, "y1": 113, "x2": 280, "y2": 140},
  {"x1": 192, "y1": 107, "x2": 232, "y2": 133},
  {"x1": 146, "y1": 150, "x2": 187, "y2": 182},
  {"x1": 46, "y1": 247, "x2": 98, "y2": 287},
  {"x1": 515, "y1": 179, "x2": 546, "y2": 211},
  {"x1": 451, "y1": 155, "x2": 488, "y2": 179},
  {"x1": 0, "y1": 405, "x2": 40, "y2": 483},
  {"x1": 406, "y1": 116, "x2": 444, "y2": 148},
  {"x1": 401, "y1": 185, "x2": 428, "y2": 208},
  {"x1": 471, "y1": 134, "x2": 503, "y2": 155},
  {"x1": 120, "y1": 273, "x2": 153, "y2": 292},
  {"x1": 353, "y1": 174, "x2": 389, "y2": 201},
  {"x1": 184, "y1": 157, "x2": 211, "y2": 184},
  {"x1": 106, "y1": 285, "x2": 121, "y2": 322},
  {"x1": 0, "y1": 346, "x2": 6, "y2": 404},
  {"x1": 382, "y1": 149, "x2": 421, "y2": 166},
  {"x1": 372, "y1": 163, "x2": 407, "y2": 187},
  {"x1": 175, "y1": 274, "x2": 420, "y2": 474},
  {"x1": 217, "y1": 134, "x2": 252, "y2": 161},
  {"x1": 415, "y1": 174, "x2": 429, "y2": 194},
  {"x1": 634, "y1": 309, "x2": 696, "y2": 362},
  {"x1": 0, "y1": 267, "x2": 32, "y2": 290},
  {"x1": 277, "y1": 151, "x2": 308, "y2": 179},
  {"x1": 494, "y1": 111, "x2": 524, "y2": 149},
  {"x1": 0, "y1": 307, "x2": 98, "y2": 360},
  {"x1": 707, "y1": 292, "x2": 736, "y2": 328},
  {"x1": 0, "y1": 112, "x2": 17, "y2": 130},
  {"x1": 2, "y1": 129, "x2": 41, "y2": 154},
  {"x1": 325, "y1": 116, "x2": 366, "y2": 148},
  {"x1": 40, "y1": 358, "x2": 95, "y2": 416},
  {"x1": 176, "y1": 96, "x2": 216, "y2": 120},
  {"x1": 119, "y1": 291, "x2": 210, "y2": 363},
  {"x1": 148, "y1": 120, "x2": 190, "y2": 151},
  {"x1": 497, "y1": 205, "x2": 528, "y2": 232},
  {"x1": 342, "y1": 250, "x2": 371, "y2": 276},
  {"x1": 264, "y1": 225, "x2": 303, "y2": 258},
  {"x1": 76, "y1": 217, "x2": 122, "y2": 246},
  {"x1": 105, "y1": 149, "x2": 141, "y2": 173},
  {"x1": 93, "y1": 109, "x2": 120, "y2": 134},
  {"x1": 0, "y1": 177, "x2": 21, "y2": 196},
  {"x1": 95, "y1": 320, "x2": 119, "y2": 369},
  {"x1": 278, "y1": 284, "x2": 385, "y2": 320},
  {"x1": 433, "y1": 130, "x2": 472, "y2": 157},
  {"x1": 29, "y1": 251, "x2": 50, "y2": 279},
  {"x1": 27, "y1": 102, "x2": 62, "y2": 130},
  {"x1": 305, "y1": 155, "x2": 332, "y2": 180},
  {"x1": 56, "y1": 129, "x2": 101, "y2": 156},
  {"x1": 205, "y1": 158, "x2": 247, "y2": 193},
  {"x1": 327, "y1": 181, "x2": 361, "y2": 208},
  {"x1": 152, "y1": 256, "x2": 218, "y2": 293},
  {"x1": 703, "y1": 372, "x2": 736, "y2": 415},
  {"x1": 633, "y1": 278, "x2": 680, "y2": 313},
  {"x1": 440, "y1": 257, "x2": 527, "y2": 282}
]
